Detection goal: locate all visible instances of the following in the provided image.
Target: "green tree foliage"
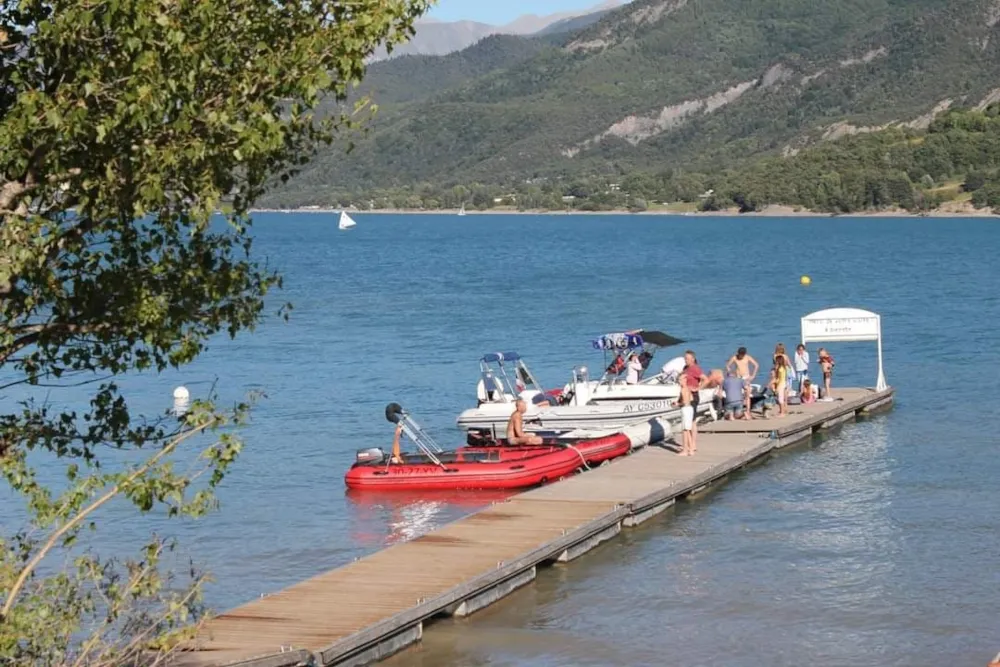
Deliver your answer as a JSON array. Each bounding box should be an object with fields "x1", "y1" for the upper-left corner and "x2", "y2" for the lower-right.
[
  {"x1": 311, "y1": 105, "x2": 1000, "y2": 215},
  {"x1": 709, "y1": 105, "x2": 1000, "y2": 212},
  {"x1": 0, "y1": 0, "x2": 428, "y2": 663},
  {"x1": 971, "y1": 183, "x2": 1000, "y2": 210}
]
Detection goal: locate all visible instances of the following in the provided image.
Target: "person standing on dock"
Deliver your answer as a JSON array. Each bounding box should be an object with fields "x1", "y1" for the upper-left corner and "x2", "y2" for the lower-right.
[
  {"x1": 507, "y1": 399, "x2": 544, "y2": 446},
  {"x1": 818, "y1": 348, "x2": 836, "y2": 401},
  {"x1": 770, "y1": 354, "x2": 789, "y2": 417},
  {"x1": 682, "y1": 350, "x2": 708, "y2": 447},
  {"x1": 675, "y1": 379, "x2": 696, "y2": 456},
  {"x1": 794, "y1": 343, "x2": 810, "y2": 391},
  {"x1": 726, "y1": 346, "x2": 759, "y2": 419}
]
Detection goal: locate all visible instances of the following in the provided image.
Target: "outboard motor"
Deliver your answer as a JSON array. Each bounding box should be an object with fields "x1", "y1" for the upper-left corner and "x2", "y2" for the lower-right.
[
  {"x1": 466, "y1": 430, "x2": 496, "y2": 447},
  {"x1": 355, "y1": 447, "x2": 385, "y2": 465}
]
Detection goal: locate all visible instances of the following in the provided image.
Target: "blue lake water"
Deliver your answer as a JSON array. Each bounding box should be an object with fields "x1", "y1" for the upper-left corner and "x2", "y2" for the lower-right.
[{"x1": 3, "y1": 213, "x2": 998, "y2": 666}]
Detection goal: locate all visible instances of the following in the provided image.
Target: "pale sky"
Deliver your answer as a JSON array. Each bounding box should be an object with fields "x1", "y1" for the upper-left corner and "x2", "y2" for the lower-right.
[{"x1": 427, "y1": 0, "x2": 609, "y2": 25}]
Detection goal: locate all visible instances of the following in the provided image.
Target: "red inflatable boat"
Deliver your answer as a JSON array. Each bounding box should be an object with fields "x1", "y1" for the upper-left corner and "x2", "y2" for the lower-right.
[{"x1": 343, "y1": 403, "x2": 635, "y2": 492}]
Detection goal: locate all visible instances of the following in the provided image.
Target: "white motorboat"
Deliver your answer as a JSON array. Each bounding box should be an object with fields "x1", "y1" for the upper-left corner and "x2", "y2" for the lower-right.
[
  {"x1": 338, "y1": 211, "x2": 357, "y2": 230},
  {"x1": 455, "y1": 334, "x2": 720, "y2": 436}
]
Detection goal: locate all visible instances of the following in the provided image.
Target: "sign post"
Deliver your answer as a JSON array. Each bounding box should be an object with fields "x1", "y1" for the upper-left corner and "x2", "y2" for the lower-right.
[{"x1": 800, "y1": 307, "x2": 887, "y2": 391}]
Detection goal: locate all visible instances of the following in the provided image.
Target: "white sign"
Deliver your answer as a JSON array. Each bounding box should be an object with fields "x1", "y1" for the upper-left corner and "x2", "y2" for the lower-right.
[
  {"x1": 801, "y1": 313, "x2": 880, "y2": 342},
  {"x1": 801, "y1": 307, "x2": 887, "y2": 391}
]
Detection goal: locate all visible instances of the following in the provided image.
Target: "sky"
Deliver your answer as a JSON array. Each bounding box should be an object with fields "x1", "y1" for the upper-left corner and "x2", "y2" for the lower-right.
[{"x1": 427, "y1": 0, "x2": 608, "y2": 25}]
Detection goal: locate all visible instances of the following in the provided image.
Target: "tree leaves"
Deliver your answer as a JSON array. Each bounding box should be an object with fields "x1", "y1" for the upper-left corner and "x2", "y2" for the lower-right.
[{"x1": 0, "y1": 0, "x2": 431, "y2": 662}]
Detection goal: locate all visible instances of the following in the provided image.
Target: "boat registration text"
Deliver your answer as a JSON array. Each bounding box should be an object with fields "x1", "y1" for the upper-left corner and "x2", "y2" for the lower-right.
[{"x1": 622, "y1": 399, "x2": 674, "y2": 413}]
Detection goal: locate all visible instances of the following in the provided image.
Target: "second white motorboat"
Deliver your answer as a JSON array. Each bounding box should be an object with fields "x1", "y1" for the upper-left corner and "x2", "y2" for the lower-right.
[{"x1": 455, "y1": 331, "x2": 720, "y2": 436}]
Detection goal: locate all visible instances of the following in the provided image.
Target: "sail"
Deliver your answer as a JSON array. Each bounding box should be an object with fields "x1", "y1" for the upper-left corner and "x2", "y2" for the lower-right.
[
  {"x1": 458, "y1": 203, "x2": 466, "y2": 216},
  {"x1": 338, "y1": 211, "x2": 357, "y2": 230}
]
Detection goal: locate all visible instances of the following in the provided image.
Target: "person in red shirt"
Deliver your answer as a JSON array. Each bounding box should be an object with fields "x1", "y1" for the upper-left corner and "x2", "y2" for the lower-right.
[{"x1": 680, "y1": 350, "x2": 709, "y2": 453}]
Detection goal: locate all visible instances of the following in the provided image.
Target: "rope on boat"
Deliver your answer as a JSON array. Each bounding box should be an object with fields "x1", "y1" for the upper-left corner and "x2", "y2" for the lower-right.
[{"x1": 561, "y1": 443, "x2": 591, "y2": 471}]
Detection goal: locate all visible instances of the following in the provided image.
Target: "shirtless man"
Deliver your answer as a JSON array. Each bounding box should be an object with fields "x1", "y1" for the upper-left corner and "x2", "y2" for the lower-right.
[
  {"x1": 726, "y1": 346, "x2": 759, "y2": 419},
  {"x1": 506, "y1": 399, "x2": 544, "y2": 446}
]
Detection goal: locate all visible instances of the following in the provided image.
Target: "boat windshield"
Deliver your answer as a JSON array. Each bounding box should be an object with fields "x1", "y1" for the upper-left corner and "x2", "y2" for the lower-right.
[{"x1": 477, "y1": 352, "x2": 545, "y2": 403}]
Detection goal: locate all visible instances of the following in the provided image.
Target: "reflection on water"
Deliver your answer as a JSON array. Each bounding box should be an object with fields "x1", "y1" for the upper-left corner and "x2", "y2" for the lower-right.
[
  {"x1": 346, "y1": 489, "x2": 516, "y2": 546},
  {"x1": 386, "y1": 412, "x2": 1000, "y2": 667}
]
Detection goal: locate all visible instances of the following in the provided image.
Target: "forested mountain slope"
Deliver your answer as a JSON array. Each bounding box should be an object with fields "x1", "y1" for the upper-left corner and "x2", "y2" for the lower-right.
[{"x1": 263, "y1": 0, "x2": 1000, "y2": 206}]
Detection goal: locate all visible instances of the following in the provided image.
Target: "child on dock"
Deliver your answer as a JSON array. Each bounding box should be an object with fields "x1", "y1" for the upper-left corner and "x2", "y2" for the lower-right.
[
  {"x1": 771, "y1": 355, "x2": 789, "y2": 417},
  {"x1": 818, "y1": 348, "x2": 835, "y2": 401},
  {"x1": 799, "y1": 378, "x2": 817, "y2": 404},
  {"x1": 675, "y1": 379, "x2": 696, "y2": 456}
]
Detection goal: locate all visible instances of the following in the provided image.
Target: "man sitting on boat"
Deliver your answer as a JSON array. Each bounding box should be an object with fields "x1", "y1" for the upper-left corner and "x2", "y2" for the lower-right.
[{"x1": 506, "y1": 399, "x2": 544, "y2": 446}]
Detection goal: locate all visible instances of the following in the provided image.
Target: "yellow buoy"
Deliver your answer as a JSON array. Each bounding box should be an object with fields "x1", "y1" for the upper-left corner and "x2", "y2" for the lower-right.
[{"x1": 800, "y1": 275, "x2": 812, "y2": 286}]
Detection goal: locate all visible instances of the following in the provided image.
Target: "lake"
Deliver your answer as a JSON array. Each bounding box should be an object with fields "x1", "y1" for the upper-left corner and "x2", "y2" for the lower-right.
[{"x1": 3, "y1": 213, "x2": 998, "y2": 666}]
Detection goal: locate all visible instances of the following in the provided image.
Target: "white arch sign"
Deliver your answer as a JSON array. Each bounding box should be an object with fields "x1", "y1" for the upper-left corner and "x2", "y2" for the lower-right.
[{"x1": 801, "y1": 307, "x2": 887, "y2": 391}]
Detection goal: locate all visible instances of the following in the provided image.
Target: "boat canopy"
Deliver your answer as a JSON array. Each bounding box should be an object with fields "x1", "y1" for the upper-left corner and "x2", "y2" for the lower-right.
[
  {"x1": 481, "y1": 351, "x2": 522, "y2": 363},
  {"x1": 638, "y1": 330, "x2": 685, "y2": 348},
  {"x1": 592, "y1": 329, "x2": 684, "y2": 351},
  {"x1": 592, "y1": 332, "x2": 643, "y2": 350}
]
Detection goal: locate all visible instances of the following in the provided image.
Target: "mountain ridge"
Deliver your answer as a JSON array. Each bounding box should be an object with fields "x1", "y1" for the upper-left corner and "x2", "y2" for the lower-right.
[
  {"x1": 265, "y1": 0, "x2": 1000, "y2": 205},
  {"x1": 370, "y1": 0, "x2": 625, "y2": 60}
]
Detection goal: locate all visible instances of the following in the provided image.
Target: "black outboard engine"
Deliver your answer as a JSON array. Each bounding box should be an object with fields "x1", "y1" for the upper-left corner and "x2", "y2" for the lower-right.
[
  {"x1": 356, "y1": 447, "x2": 386, "y2": 465},
  {"x1": 466, "y1": 430, "x2": 496, "y2": 447}
]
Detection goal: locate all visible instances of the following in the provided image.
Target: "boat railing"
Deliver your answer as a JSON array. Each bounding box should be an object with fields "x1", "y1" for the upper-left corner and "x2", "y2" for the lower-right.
[{"x1": 399, "y1": 413, "x2": 444, "y2": 453}]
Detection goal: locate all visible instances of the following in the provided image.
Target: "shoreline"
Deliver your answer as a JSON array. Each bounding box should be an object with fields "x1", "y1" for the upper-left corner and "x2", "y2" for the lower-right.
[{"x1": 249, "y1": 203, "x2": 999, "y2": 218}]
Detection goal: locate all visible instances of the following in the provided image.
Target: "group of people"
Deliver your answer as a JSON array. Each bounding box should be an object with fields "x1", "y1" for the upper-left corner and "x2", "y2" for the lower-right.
[
  {"x1": 718, "y1": 343, "x2": 836, "y2": 420},
  {"x1": 669, "y1": 343, "x2": 837, "y2": 457},
  {"x1": 505, "y1": 343, "x2": 838, "y2": 457}
]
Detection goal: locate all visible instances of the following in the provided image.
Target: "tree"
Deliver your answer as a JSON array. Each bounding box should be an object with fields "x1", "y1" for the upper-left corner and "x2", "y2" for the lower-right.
[
  {"x1": 627, "y1": 196, "x2": 648, "y2": 213},
  {"x1": 0, "y1": 0, "x2": 429, "y2": 664},
  {"x1": 963, "y1": 170, "x2": 988, "y2": 192}
]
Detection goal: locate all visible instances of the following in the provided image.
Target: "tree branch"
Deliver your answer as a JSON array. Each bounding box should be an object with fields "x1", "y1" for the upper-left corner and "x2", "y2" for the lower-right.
[
  {"x1": 71, "y1": 543, "x2": 172, "y2": 667},
  {"x1": 0, "y1": 179, "x2": 30, "y2": 213},
  {"x1": 1, "y1": 417, "x2": 218, "y2": 618},
  {"x1": 0, "y1": 321, "x2": 113, "y2": 364}
]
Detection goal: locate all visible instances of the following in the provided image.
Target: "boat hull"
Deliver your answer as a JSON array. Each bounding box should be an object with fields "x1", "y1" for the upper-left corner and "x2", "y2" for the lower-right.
[
  {"x1": 345, "y1": 445, "x2": 583, "y2": 491},
  {"x1": 343, "y1": 422, "x2": 664, "y2": 492},
  {"x1": 456, "y1": 390, "x2": 714, "y2": 434}
]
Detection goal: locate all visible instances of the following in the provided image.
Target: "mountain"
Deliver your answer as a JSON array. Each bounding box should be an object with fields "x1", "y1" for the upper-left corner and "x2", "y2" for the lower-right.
[
  {"x1": 266, "y1": 0, "x2": 1000, "y2": 206},
  {"x1": 371, "y1": 20, "x2": 497, "y2": 60},
  {"x1": 370, "y1": 1, "x2": 627, "y2": 60},
  {"x1": 357, "y1": 34, "x2": 559, "y2": 108},
  {"x1": 502, "y1": 1, "x2": 624, "y2": 34},
  {"x1": 535, "y1": 6, "x2": 622, "y2": 36}
]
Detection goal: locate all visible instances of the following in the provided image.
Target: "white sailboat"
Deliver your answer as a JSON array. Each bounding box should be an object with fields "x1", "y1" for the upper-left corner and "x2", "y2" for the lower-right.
[
  {"x1": 457, "y1": 203, "x2": 466, "y2": 216},
  {"x1": 338, "y1": 210, "x2": 357, "y2": 230}
]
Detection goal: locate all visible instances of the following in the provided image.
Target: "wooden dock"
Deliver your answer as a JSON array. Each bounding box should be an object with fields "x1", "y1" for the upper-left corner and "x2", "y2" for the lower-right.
[{"x1": 176, "y1": 386, "x2": 894, "y2": 667}]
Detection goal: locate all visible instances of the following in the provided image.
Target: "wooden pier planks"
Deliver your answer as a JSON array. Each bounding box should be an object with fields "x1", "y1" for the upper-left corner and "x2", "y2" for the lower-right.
[{"x1": 177, "y1": 386, "x2": 894, "y2": 667}]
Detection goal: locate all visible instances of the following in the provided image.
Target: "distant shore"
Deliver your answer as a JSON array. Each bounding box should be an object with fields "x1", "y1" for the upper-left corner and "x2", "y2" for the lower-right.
[{"x1": 249, "y1": 202, "x2": 998, "y2": 218}]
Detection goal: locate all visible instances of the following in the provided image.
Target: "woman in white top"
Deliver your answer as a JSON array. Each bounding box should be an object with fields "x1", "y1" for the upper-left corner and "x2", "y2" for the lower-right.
[
  {"x1": 625, "y1": 353, "x2": 643, "y2": 384},
  {"x1": 793, "y1": 343, "x2": 809, "y2": 391}
]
